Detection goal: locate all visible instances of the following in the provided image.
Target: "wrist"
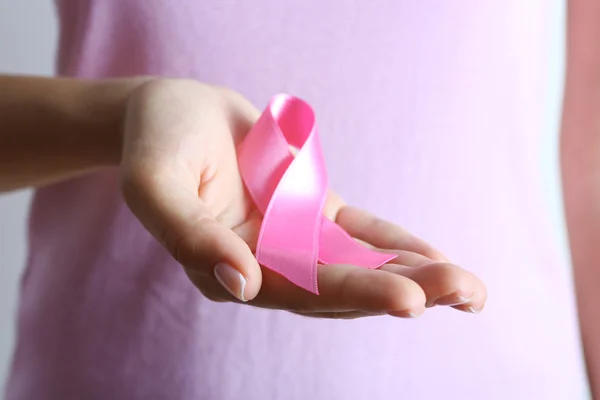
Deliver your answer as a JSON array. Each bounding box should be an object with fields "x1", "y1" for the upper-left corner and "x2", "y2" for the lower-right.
[
  {"x1": 0, "y1": 75, "x2": 154, "y2": 191},
  {"x1": 75, "y1": 76, "x2": 154, "y2": 167}
]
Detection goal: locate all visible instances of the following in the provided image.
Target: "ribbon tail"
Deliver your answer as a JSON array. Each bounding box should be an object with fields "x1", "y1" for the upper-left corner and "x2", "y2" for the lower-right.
[{"x1": 318, "y1": 218, "x2": 397, "y2": 267}]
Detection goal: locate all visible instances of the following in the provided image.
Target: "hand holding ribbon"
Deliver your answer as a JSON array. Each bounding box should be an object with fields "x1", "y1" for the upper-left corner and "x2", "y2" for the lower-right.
[
  {"x1": 119, "y1": 79, "x2": 487, "y2": 317},
  {"x1": 238, "y1": 94, "x2": 396, "y2": 293}
]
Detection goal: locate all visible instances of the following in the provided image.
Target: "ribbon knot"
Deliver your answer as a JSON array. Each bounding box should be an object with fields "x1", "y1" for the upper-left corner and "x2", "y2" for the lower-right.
[{"x1": 238, "y1": 94, "x2": 395, "y2": 294}]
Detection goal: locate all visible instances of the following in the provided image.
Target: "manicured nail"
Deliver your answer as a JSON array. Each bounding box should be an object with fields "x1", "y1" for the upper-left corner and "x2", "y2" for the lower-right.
[
  {"x1": 214, "y1": 263, "x2": 247, "y2": 302},
  {"x1": 433, "y1": 293, "x2": 472, "y2": 307}
]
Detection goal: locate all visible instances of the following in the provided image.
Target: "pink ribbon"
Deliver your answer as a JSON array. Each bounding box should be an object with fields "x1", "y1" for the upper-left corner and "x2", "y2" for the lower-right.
[{"x1": 238, "y1": 94, "x2": 396, "y2": 294}]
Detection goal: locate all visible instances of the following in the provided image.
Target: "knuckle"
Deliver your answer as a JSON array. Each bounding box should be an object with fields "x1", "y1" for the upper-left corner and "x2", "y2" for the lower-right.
[
  {"x1": 166, "y1": 231, "x2": 195, "y2": 268},
  {"x1": 158, "y1": 223, "x2": 192, "y2": 267},
  {"x1": 162, "y1": 218, "x2": 219, "y2": 270},
  {"x1": 430, "y1": 262, "x2": 461, "y2": 282},
  {"x1": 427, "y1": 262, "x2": 470, "y2": 293}
]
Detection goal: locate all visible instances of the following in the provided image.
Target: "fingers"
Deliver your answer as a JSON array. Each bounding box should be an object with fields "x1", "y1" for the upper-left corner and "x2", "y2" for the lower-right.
[
  {"x1": 350, "y1": 214, "x2": 486, "y2": 314},
  {"x1": 249, "y1": 263, "x2": 427, "y2": 316},
  {"x1": 317, "y1": 265, "x2": 426, "y2": 315},
  {"x1": 382, "y1": 250, "x2": 432, "y2": 267},
  {"x1": 336, "y1": 206, "x2": 448, "y2": 261},
  {"x1": 380, "y1": 262, "x2": 487, "y2": 313},
  {"x1": 354, "y1": 238, "x2": 434, "y2": 267},
  {"x1": 196, "y1": 256, "x2": 486, "y2": 317},
  {"x1": 358, "y1": 235, "x2": 487, "y2": 314},
  {"x1": 121, "y1": 167, "x2": 262, "y2": 302}
]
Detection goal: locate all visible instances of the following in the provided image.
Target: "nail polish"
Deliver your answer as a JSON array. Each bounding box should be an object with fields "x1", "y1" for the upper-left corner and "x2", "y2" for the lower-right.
[
  {"x1": 214, "y1": 263, "x2": 247, "y2": 302},
  {"x1": 433, "y1": 293, "x2": 472, "y2": 307}
]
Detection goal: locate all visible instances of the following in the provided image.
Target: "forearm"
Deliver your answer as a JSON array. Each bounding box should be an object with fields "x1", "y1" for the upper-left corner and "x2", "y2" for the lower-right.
[
  {"x1": 561, "y1": 0, "x2": 600, "y2": 395},
  {"x1": 0, "y1": 75, "x2": 145, "y2": 192}
]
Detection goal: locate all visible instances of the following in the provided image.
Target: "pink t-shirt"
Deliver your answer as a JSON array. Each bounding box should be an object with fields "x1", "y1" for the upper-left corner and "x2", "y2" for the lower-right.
[{"x1": 6, "y1": 1, "x2": 590, "y2": 399}]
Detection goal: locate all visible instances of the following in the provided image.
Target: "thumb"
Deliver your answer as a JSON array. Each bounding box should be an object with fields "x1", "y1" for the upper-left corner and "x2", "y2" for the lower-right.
[{"x1": 121, "y1": 166, "x2": 262, "y2": 302}]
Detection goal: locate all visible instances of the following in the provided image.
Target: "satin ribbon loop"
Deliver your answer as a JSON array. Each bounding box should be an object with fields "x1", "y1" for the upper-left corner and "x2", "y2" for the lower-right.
[{"x1": 238, "y1": 94, "x2": 395, "y2": 294}]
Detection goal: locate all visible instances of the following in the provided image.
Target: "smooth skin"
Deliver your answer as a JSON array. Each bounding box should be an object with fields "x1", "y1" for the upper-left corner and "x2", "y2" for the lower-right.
[{"x1": 0, "y1": 75, "x2": 486, "y2": 319}]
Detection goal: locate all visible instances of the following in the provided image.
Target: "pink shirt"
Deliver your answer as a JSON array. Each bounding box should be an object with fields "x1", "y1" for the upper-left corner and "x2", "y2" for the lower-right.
[{"x1": 6, "y1": 1, "x2": 589, "y2": 398}]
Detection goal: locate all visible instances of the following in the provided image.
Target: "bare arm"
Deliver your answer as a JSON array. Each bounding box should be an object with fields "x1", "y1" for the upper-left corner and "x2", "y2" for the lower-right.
[
  {"x1": 561, "y1": 0, "x2": 600, "y2": 396},
  {"x1": 0, "y1": 74, "x2": 488, "y2": 320},
  {"x1": 0, "y1": 75, "x2": 144, "y2": 192}
]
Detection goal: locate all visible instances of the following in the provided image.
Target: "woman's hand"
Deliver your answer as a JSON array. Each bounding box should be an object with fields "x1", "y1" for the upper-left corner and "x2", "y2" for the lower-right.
[{"x1": 120, "y1": 79, "x2": 487, "y2": 319}]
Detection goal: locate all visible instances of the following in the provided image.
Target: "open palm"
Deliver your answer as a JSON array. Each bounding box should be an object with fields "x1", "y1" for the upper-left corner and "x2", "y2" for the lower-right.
[{"x1": 120, "y1": 79, "x2": 486, "y2": 319}]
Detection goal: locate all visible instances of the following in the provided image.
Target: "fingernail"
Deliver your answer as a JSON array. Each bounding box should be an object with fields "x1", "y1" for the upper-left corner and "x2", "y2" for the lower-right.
[
  {"x1": 466, "y1": 306, "x2": 481, "y2": 314},
  {"x1": 432, "y1": 293, "x2": 472, "y2": 307},
  {"x1": 214, "y1": 263, "x2": 247, "y2": 302}
]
